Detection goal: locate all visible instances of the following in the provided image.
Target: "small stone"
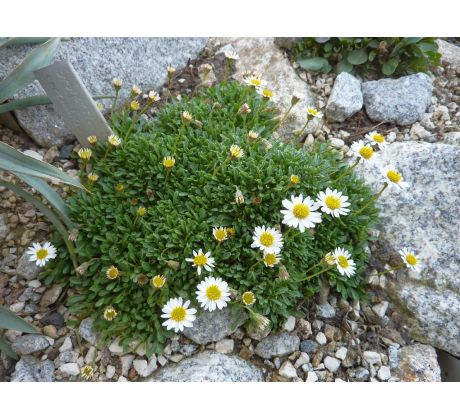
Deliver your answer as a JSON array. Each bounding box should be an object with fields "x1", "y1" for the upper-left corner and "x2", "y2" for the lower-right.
[
  {"x1": 109, "y1": 338, "x2": 124, "y2": 354},
  {"x1": 294, "y1": 352, "x2": 310, "y2": 369},
  {"x1": 283, "y1": 316, "x2": 296, "y2": 332},
  {"x1": 254, "y1": 332, "x2": 300, "y2": 359},
  {"x1": 279, "y1": 360, "x2": 298, "y2": 379},
  {"x1": 239, "y1": 345, "x2": 253, "y2": 360},
  {"x1": 120, "y1": 355, "x2": 135, "y2": 376},
  {"x1": 335, "y1": 347, "x2": 348, "y2": 361},
  {"x1": 23, "y1": 150, "x2": 43, "y2": 160},
  {"x1": 180, "y1": 344, "x2": 198, "y2": 357},
  {"x1": 377, "y1": 366, "x2": 391, "y2": 381},
  {"x1": 329, "y1": 138, "x2": 345, "y2": 149},
  {"x1": 43, "y1": 325, "x2": 58, "y2": 339},
  {"x1": 315, "y1": 332, "x2": 327, "y2": 346},
  {"x1": 59, "y1": 336, "x2": 72, "y2": 352},
  {"x1": 59, "y1": 350, "x2": 78, "y2": 363},
  {"x1": 372, "y1": 301, "x2": 389, "y2": 318},
  {"x1": 85, "y1": 347, "x2": 96, "y2": 364},
  {"x1": 11, "y1": 356, "x2": 54, "y2": 382},
  {"x1": 157, "y1": 354, "x2": 168, "y2": 366},
  {"x1": 316, "y1": 302, "x2": 336, "y2": 319},
  {"x1": 348, "y1": 367, "x2": 370, "y2": 382},
  {"x1": 169, "y1": 354, "x2": 184, "y2": 363},
  {"x1": 16, "y1": 251, "x2": 41, "y2": 281},
  {"x1": 9, "y1": 302, "x2": 25, "y2": 313},
  {"x1": 78, "y1": 318, "x2": 99, "y2": 345},
  {"x1": 12, "y1": 334, "x2": 50, "y2": 355},
  {"x1": 300, "y1": 340, "x2": 318, "y2": 355},
  {"x1": 326, "y1": 72, "x2": 363, "y2": 122},
  {"x1": 117, "y1": 376, "x2": 128, "y2": 382},
  {"x1": 305, "y1": 371, "x2": 318, "y2": 382},
  {"x1": 324, "y1": 356, "x2": 341, "y2": 373},
  {"x1": 106, "y1": 365, "x2": 116, "y2": 379},
  {"x1": 363, "y1": 351, "x2": 381, "y2": 365},
  {"x1": 59, "y1": 363, "x2": 80, "y2": 376},
  {"x1": 215, "y1": 339, "x2": 234, "y2": 354},
  {"x1": 296, "y1": 319, "x2": 312, "y2": 339},
  {"x1": 312, "y1": 351, "x2": 324, "y2": 368},
  {"x1": 39, "y1": 284, "x2": 62, "y2": 308}
]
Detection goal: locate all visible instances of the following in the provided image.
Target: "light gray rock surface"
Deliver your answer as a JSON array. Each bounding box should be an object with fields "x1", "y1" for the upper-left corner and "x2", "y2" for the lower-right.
[
  {"x1": 326, "y1": 72, "x2": 363, "y2": 122},
  {"x1": 182, "y1": 307, "x2": 247, "y2": 345},
  {"x1": 15, "y1": 250, "x2": 41, "y2": 281},
  {"x1": 11, "y1": 334, "x2": 50, "y2": 355},
  {"x1": 437, "y1": 39, "x2": 460, "y2": 69},
  {"x1": 362, "y1": 73, "x2": 432, "y2": 125},
  {"x1": 215, "y1": 37, "x2": 317, "y2": 135},
  {"x1": 356, "y1": 141, "x2": 460, "y2": 356},
  {"x1": 78, "y1": 317, "x2": 99, "y2": 346},
  {"x1": 0, "y1": 213, "x2": 9, "y2": 240},
  {"x1": 254, "y1": 332, "x2": 300, "y2": 359},
  {"x1": 0, "y1": 37, "x2": 207, "y2": 147},
  {"x1": 147, "y1": 351, "x2": 264, "y2": 382},
  {"x1": 11, "y1": 356, "x2": 55, "y2": 382},
  {"x1": 393, "y1": 344, "x2": 441, "y2": 382}
]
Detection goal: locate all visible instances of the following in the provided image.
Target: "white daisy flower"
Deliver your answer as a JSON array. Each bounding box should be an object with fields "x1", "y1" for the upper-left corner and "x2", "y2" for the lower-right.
[
  {"x1": 263, "y1": 251, "x2": 281, "y2": 268},
  {"x1": 332, "y1": 247, "x2": 356, "y2": 278},
  {"x1": 350, "y1": 140, "x2": 375, "y2": 162},
  {"x1": 196, "y1": 277, "x2": 231, "y2": 312},
  {"x1": 229, "y1": 144, "x2": 244, "y2": 159},
  {"x1": 161, "y1": 297, "x2": 197, "y2": 332},
  {"x1": 381, "y1": 166, "x2": 409, "y2": 190},
  {"x1": 281, "y1": 194, "x2": 322, "y2": 233},
  {"x1": 186, "y1": 249, "x2": 215, "y2": 275},
  {"x1": 26, "y1": 242, "x2": 57, "y2": 267},
  {"x1": 365, "y1": 131, "x2": 387, "y2": 149},
  {"x1": 213, "y1": 227, "x2": 228, "y2": 242},
  {"x1": 251, "y1": 226, "x2": 283, "y2": 254},
  {"x1": 243, "y1": 74, "x2": 265, "y2": 88},
  {"x1": 399, "y1": 248, "x2": 422, "y2": 273},
  {"x1": 306, "y1": 107, "x2": 323, "y2": 119},
  {"x1": 316, "y1": 188, "x2": 351, "y2": 217},
  {"x1": 224, "y1": 49, "x2": 239, "y2": 61}
]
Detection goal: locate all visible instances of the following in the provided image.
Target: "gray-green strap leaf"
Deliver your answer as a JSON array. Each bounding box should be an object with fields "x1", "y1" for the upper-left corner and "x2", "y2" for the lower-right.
[{"x1": 0, "y1": 305, "x2": 37, "y2": 333}]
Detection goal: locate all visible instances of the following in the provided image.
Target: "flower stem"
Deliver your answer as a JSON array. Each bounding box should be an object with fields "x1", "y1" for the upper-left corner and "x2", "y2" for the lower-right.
[
  {"x1": 373, "y1": 264, "x2": 405, "y2": 276},
  {"x1": 306, "y1": 260, "x2": 324, "y2": 273},
  {"x1": 110, "y1": 90, "x2": 120, "y2": 120},
  {"x1": 277, "y1": 104, "x2": 294, "y2": 129},
  {"x1": 356, "y1": 182, "x2": 388, "y2": 215},
  {"x1": 334, "y1": 158, "x2": 360, "y2": 182},
  {"x1": 223, "y1": 60, "x2": 230, "y2": 83},
  {"x1": 300, "y1": 265, "x2": 335, "y2": 282},
  {"x1": 212, "y1": 157, "x2": 230, "y2": 177}
]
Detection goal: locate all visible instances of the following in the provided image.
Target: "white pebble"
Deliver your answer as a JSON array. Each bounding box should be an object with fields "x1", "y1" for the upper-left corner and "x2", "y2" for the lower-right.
[
  {"x1": 324, "y1": 356, "x2": 341, "y2": 373},
  {"x1": 106, "y1": 365, "x2": 116, "y2": 379},
  {"x1": 316, "y1": 332, "x2": 327, "y2": 346},
  {"x1": 279, "y1": 361, "x2": 298, "y2": 379},
  {"x1": 59, "y1": 363, "x2": 80, "y2": 376},
  {"x1": 335, "y1": 347, "x2": 348, "y2": 361},
  {"x1": 377, "y1": 366, "x2": 391, "y2": 381},
  {"x1": 363, "y1": 351, "x2": 381, "y2": 365},
  {"x1": 305, "y1": 371, "x2": 318, "y2": 382},
  {"x1": 283, "y1": 316, "x2": 296, "y2": 332},
  {"x1": 294, "y1": 352, "x2": 310, "y2": 369},
  {"x1": 372, "y1": 301, "x2": 389, "y2": 318},
  {"x1": 215, "y1": 339, "x2": 234, "y2": 354},
  {"x1": 59, "y1": 337, "x2": 72, "y2": 353}
]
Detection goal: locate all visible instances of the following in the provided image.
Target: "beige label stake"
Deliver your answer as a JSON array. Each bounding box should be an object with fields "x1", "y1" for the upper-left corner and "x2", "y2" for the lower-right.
[{"x1": 34, "y1": 60, "x2": 113, "y2": 146}]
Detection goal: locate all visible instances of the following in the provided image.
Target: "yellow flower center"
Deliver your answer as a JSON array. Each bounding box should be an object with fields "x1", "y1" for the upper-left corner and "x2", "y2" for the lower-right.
[
  {"x1": 36, "y1": 249, "x2": 48, "y2": 260},
  {"x1": 260, "y1": 232, "x2": 275, "y2": 247},
  {"x1": 163, "y1": 158, "x2": 175, "y2": 168},
  {"x1": 293, "y1": 203, "x2": 310, "y2": 219},
  {"x1": 373, "y1": 133, "x2": 385, "y2": 143},
  {"x1": 262, "y1": 89, "x2": 273, "y2": 98},
  {"x1": 242, "y1": 292, "x2": 255, "y2": 305},
  {"x1": 290, "y1": 175, "x2": 300, "y2": 185},
  {"x1": 264, "y1": 253, "x2": 278, "y2": 266},
  {"x1": 325, "y1": 195, "x2": 341, "y2": 210},
  {"x1": 152, "y1": 275, "x2": 165, "y2": 288},
  {"x1": 405, "y1": 254, "x2": 417, "y2": 266},
  {"x1": 337, "y1": 255, "x2": 349, "y2": 268},
  {"x1": 104, "y1": 309, "x2": 117, "y2": 320},
  {"x1": 170, "y1": 307, "x2": 186, "y2": 322},
  {"x1": 193, "y1": 254, "x2": 208, "y2": 266},
  {"x1": 387, "y1": 170, "x2": 402, "y2": 183},
  {"x1": 250, "y1": 78, "x2": 262, "y2": 86},
  {"x1": 307, "y1": 108, "x2": 318, "y2": 116},
  {"x1": 107, "y1": 267, "x2": 119, "y2": 279},
  {"x1": 137, "y1": 207, "x2": 146, "y2": 216},
  {"x1": 115, "y1": 184, "x2": 125, "y2": 192},
  {"x1": 359, "y1": 145, "x2": 374, "y2": 160},
  {"x1": 214, "y1": 229, "x2": 227, "y2": 241},
  {"x1": 205, "y1": 285, "x2": 222, "y2": 301}
]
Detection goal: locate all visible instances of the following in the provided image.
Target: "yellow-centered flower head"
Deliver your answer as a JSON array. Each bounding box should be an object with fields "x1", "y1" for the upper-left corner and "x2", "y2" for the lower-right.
[
  {"x1": 88, "y1": 172, "x2": 99, "y2": 182},
  {"x1": 78, "y1": 148, "x2": 92, "y2": 161},
  {"x1": 103, "y1": 306, "x2": 118, "y2": 321},
  {"x1": 151, "y1": 274, "x2": 166, "y2": 288},
  {"x1": 148, "y1": 90, "x2": 161, "y2": 102},
  {"x1": 242, "y1": 291, "x2": 256, "y2": 306},
  {"x1": 306, "y1": 107, "x2": 323, "y2": 119},
  {"x1": 366, "y1": 131, "x2": 387, "y2": 150},
  {"x1": 108, "y1": 134, "x2": 121, "y2": 147},
  {"x1": 137, "y1": 206, "x2": 146, "y2": 217},
  {"x1": 238, "y1": 103, "x2": 251, "y2": 114},
  {"x1": 131, "y1": 85, "x2": 142, "y2": 96},
  {"x1": 248, "y1": 130, "x2": 259, "y2": 141},
  {"x1": 351, "y1": 140, "x2": 375, "y2": 162},
  {"x1": 162, "y1": 156, "x2": 176, "y2": 169},
  {"x1": 182, "y1": 111, "x2": 193, "y2": 125},
  {"x1": 290, "y1": 175, "x2": 300, "y2": 185},
  {"x1": 229, "y1": 144, "x2": 245, "y2": 159},
  {"x1": 130, "y1": 100, "x2": 140, "y2": 111},
  {"x1": 213, "y1": 227, "x2": 228, "y2": 242},
  {"x1": 263, "y1": 251, "x2": 281, "y2": 268},
  {"x1": 115, "y1": 183, "x2": 125, "y2": 192},
  {"x1": 106, "y1": 265, "x2": 119, "y2": 280},
  {"x1": 399, "y1": 248, "x2": 422, "y2": 273},
  {"x1": 80, "y1": 365, "x2": 94, "y2": 380},
  {"x1": 87, "y1": 135, "x2": 97, "y2": 145},
  {"x1": 112, "y1": 78, "x2": 123, "y2": 90}
]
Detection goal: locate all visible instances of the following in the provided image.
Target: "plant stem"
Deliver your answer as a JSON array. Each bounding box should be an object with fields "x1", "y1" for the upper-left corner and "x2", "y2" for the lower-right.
[
  {"x1": 295, "y1": 120, "x2": 309, "y2": 143},
  {"x1": 300, "y1": 265, "x2": 335, "y2": 282},
  {"x1": 306, "y1": 260, "x2": 324, "y2": 273},
  {"x1": 334, "y1": 158, "x2": 360, "y2": 182},
  {"x1": 110, "y1": 90, "x2": 120, "y2": 120},
  {"x1": 356, "y1": 183, "x2": 388, "y2": 215},
  {"x1": 276, "y1": 104, "x2": 294, "y2": 129},
  {"x1": 373, "y1": 264, "x2": 405, "y2": 276},
  {"x1": 212, "y1": 157, "x2": 230, "y2": 177},
  {"x1": 223, "y1": 60, "x2": 230, "y2": 83}
]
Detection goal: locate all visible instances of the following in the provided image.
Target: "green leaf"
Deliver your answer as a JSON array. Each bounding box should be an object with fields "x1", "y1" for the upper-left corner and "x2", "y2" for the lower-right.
[
  {"x1": 0, "y1": 337, "x2": 18, "y2": 359},
  {"x1": 0, "y1": 37, "x2": 61, "y2": 103},
  {"x1": 347, "y1": 49, "x2": 368, "y2": 65},
  {"x1": 0, "y1": 306, "x2": 37, "y2": 333},
  {"x1": 368, "y1": 50, "x2": 377, "y2": 62},
  {"x1": 16, "y1": 173, "x2": 74, "y2": 230},
  {"x1": 389, "y1": 37, "x2": 423, "y2": 58},
  {"x1": 336, "y1": 60, "x2": 353, "y2": 74},
  {"x1": 382, "y1": 58, "x2": 400, "y2": 75},
  {"x1": 0, "y1": 141, "x2": 83, "y2": 189},
  {"x1": 297, "y1": 57, "x2": 330, "y2": 72},
  {"x1": 0, "y1": 37, "x2": 52, "y2": 48}
]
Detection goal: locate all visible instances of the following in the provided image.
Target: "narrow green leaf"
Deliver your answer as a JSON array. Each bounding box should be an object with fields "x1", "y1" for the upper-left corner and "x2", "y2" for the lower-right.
[
  {"x1": 389, "y1": 37, "x2": 423, "y2": 58},
  {"x1": 0, "y1": 37, "x2": 51, "y2": 48},
  {"x1": 16, "y1": 173, "x2": 74, "y2": 230},
  {"x1": 0, "y1": 141, "x2": 83, "y2": 189},
  {"x1": 0, "y1": 306, "x2": 37, "y2": 333},
  {"x1": 0, "y1": 337, "x2": 18, "y2": 359},
  {"x1": 0, "y1": 37, "x2": 61, "y2": 103}
]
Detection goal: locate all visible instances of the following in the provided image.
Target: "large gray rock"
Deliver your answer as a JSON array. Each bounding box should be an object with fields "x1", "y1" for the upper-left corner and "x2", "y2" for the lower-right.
[
  {"x1": 0, "y1": 38, "x2": 207, "y2": 147},
  {"x1": 254, "y1": 332, "x2": 300, "y2": 359},
  {"x1": 11, "y1": 356, "x2": 55, "y2": 382},
  {"x1": 182, "y1": 307, "x2": 247, "y2": 345},
  {"x1": 215, "y1": 37, "x2": 317, "y2": 135},
  {"x1": 393, "y1": 344, "x2": 441, "y2": 382},
  {"x1": 362, "y1": 73, "x2": 432, "y2": 126},
  {"x1": 437, "y1": 39, "x2": 460, "y2": 69},
  {"x1": 15, "y1": 250, "x2": 41, "y2": 281},
  {"x1": 356, "y1": 142, "x2": 460, "y2": 356},
  {"x1": 12, "y1": 334, "x2": 50, "y2": 355},
  {"x1": 147, "y1": 351, "x2": 264, "y2": 382},
  {"x1": 326, "y1": 72, "x2": 363, "y2": 122}
]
